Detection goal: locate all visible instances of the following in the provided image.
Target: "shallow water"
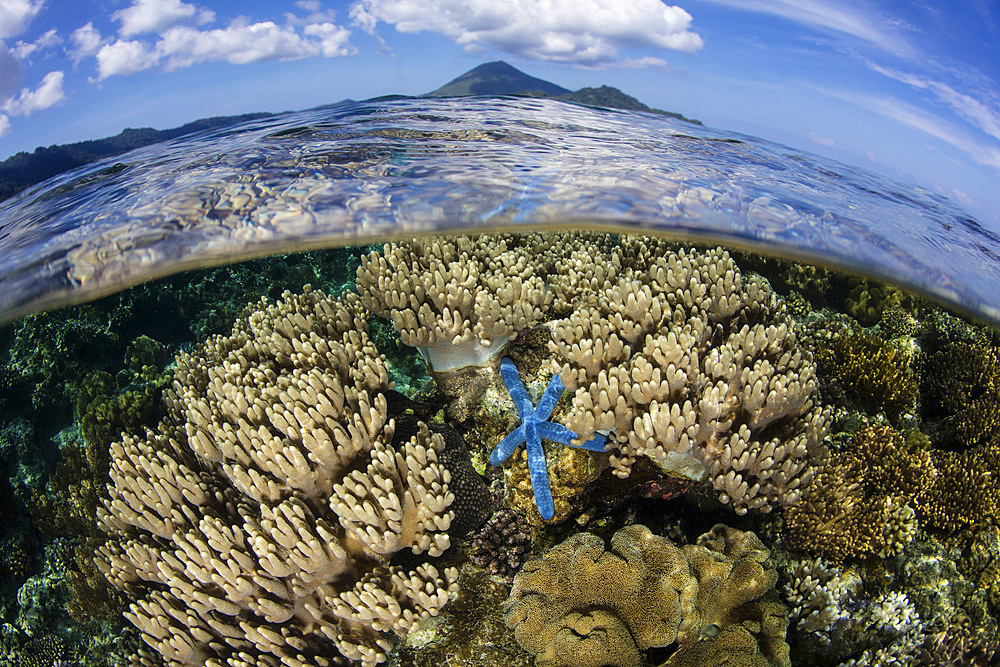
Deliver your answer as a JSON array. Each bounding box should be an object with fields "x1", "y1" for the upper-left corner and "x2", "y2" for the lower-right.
[
  {"x1": 1, "y1": 96, "x2": 999, "y2": 327},
  {"x1": 1, "y1": 97, "x2": 999, "y2": 667}
]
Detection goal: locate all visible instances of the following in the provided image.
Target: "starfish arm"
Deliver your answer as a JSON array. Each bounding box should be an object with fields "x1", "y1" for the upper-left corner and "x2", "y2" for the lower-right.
[
  {"x1": 534, "y1": 373, "x2": 565, "y2": 422},
  {"x1": 572, "y1": 432, "x2": 611, "y2": 452},
  {"x1": 525, "y1": 435, "x2": 555, "y2": 520},
  {"x1": 536, "y1": 420, "x2": 578, "y2": 446},
  {"x1": 501, "y1": 357, "x2": 534, "y2": 421},
  {"x1": 490, "y1": 426, "x2": 526, "y2": 466}
]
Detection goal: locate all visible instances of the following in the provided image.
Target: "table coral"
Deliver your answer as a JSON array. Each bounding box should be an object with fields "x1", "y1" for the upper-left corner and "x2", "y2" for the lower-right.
[{"x1": 504, "y1": 523, "x2": 789, "y2": 667}]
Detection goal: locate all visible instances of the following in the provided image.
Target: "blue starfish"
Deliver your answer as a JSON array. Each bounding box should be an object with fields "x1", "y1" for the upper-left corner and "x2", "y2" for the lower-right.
[{"x1": 490, "y1": 357, "x2": 609, "y2": 520}]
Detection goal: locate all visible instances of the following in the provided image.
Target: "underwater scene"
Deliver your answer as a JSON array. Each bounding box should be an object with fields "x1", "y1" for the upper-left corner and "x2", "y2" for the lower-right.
[{"x1": 1, "y1": 98, "x2": 1000, "y2": 667}]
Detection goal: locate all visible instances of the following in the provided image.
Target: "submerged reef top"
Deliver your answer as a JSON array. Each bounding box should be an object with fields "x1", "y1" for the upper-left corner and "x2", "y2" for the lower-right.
[{"x1": 98, "y1": 289, "x2": 460, "y2": 667}]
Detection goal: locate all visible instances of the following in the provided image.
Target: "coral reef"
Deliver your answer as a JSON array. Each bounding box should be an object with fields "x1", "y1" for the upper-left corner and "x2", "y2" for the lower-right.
[
  {"x1": 781, "y1": 556, "x2": 861, "y2": 648},
  {"x1": 97, "y1": 289, "x2": 460, "y2": 666},
  {"x1": 504, "y1": 523, "x2": 789, "y2": 667},
  {"x1": 918, "y1": 435, "x2": 1000, "y2": 536},
  {"x1": 784, "y1": 425, "x2": 929, "y2": 561},
  {"x1": 922, "y1": 341, "x2": 1000, "y2": 450},
  {"x1": 913, "y1": 627, "x2": 1000, "y2": 666},
  {"x1": 844, "y1": 278, "x2": 914, "y2": 326},
  {"x1": 550, "y1": 238, "x2": 829, "y2": 515},
  {"x1": 356, "y1": 235, "x2": 557, "y2": 372},
  {"x1": 470, "y1": 509, "x2": 533, "y2": 583},
  {"x1": 813, "y1": 325, "x2": 919, "y2": 422}
]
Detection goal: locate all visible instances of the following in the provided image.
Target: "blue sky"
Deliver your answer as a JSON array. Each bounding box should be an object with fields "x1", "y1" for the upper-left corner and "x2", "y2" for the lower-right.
[{"x1": 1, "y1": 0, "x2": 999, "y2": 227}]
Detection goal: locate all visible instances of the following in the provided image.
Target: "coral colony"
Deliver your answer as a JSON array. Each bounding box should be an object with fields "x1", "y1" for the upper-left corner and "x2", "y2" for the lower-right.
[
  {"x1": 489, "y1": 357, "x2": 608, "y2": 520},
  {"x1": 8, "y1": 232, "x2": 1000, "y2": 665}
]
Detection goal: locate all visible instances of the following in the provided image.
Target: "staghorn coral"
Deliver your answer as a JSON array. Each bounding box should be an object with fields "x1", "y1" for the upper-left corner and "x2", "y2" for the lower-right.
[
  {"x1": 504, "y1": 523, "x2": 789, "y2": 667},
  {"x1": 781, "y1": 556, "x2": 861, "y2": 646},
  {"x1": 550, "y1": 238, "x2": 829, "y2": 515},
  {"x1": 98, "y1": 288, "x2": 459, "y2": 667},
  {"x1": 814, "y1": 325, "x2": 919, "y2": 422},
  {"x1": 784, "y1": 425, "x2": 929, "y2": 561}
]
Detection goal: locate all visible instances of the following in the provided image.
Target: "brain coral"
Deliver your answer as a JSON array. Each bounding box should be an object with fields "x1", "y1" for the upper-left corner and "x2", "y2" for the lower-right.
[
  {"x1": 504, "y1": 523, "x2": 789, "y2": 667},
  {"x1": 98, "y1": 288, "x2": 459, "y2": 667}
]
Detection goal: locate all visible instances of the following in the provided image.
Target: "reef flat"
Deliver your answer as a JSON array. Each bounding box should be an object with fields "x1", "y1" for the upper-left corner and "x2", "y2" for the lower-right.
[{"x1": 1, "y1": 233, "x2": 998, "y2": 666}]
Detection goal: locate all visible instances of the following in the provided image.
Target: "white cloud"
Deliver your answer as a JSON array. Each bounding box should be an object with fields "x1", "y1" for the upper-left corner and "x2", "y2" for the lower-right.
[
  {"x1": 809, "y1": 131, "x2": 834, "y2": 146},
  {"x1": 697, "y1": 0, "x2": 915, "y2": 58},
  {"x1": 69, "y1": 22, "x2": 103, "y2": 61},
  {"x1": 96, "y1": 39, "x2": 159, "y2": 78},
  {"x1": 303, "y1": 22, "x2": 353, "y2": 57},
  {"x1": 2, "y1": 70, "x2": 65, "y2": 115},
  {"x1": 349, "y1": 0, "x2": 703, "y2": 66},
  {"x1": 0, "y1": 0, "x2": 43, "y2": 40},
  {"x1": 113, "y1": 0, "x2": 215, "y2": 38},
  {"x1": 865, "y1": 61, "x2": 1000, "y2": 143},
  {"x1": 94, "y1": 19, "x2": 355, "y2": 78},
  {"x1": 12, "y1": 27, "x2": 59, "y2": 59},
  {"x1": 0, "y1": 113, "x2": 11, "y2": 137},
  {"x1": 822, "y1": 87, "x2": 1000, "y2": 170}
]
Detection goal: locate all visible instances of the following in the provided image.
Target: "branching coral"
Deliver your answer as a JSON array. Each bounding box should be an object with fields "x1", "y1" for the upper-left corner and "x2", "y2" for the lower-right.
[
  {"x1": 844, "y1": 278, "x2": 914, "y2": 326},
  {"x1": 504, "y1": 523, "x2": 789, "y2": 667},
  {"x1": 98, "y1": 288, "x2": 459, "y2": 667},
  {"x1": 358, "y1": 234, "x2": 827, "y2": 516},
  {"x1": 784, "y1": 425, "x2": 930, "y2": 561},
  {"x1": 356, "y1": 235, "x2": 557, "y2": 372},
  {"x1": 549, "y1": 238, "x2": 828, "y2": 514},
  {"x1": 918, "y1": 435, "x2": 1000, "y2": 535},
  {"x1": 922, "y1": 341, "x2": 1000, "y2": 450},
  {"x1": 814, "y1": 325, "x2": 919, "y2": 422},
  {"x1": 782, "y1": 556, "x2": 861, "y2": 643}
]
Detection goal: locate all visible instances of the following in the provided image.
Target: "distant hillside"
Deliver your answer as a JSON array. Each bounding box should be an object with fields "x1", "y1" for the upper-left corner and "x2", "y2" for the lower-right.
[
  {"x1": 0, "y1": 112, "x2": 272, "y2": 202},
  {"x1": 0, "y1": 61, "x2": 698, "y2": 204},
  {"x1": 426, "y1": 60, "x2": 571, "y2": 97},
  {"x1": 427, "y1": 61, "x2": 700, "y2": 124}
]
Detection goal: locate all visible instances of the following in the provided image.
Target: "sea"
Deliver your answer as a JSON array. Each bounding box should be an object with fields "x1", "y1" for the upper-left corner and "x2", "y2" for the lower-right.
[{"x1": 0, "y1": 95, "x2": 998, "y2": 666}]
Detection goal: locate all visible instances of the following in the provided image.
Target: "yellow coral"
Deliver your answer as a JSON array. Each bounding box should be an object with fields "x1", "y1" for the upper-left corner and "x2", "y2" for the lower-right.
[
  {"x1": 815, "y1": 326, "x2": 918, "y2": 421},
  {"x1": 784, "y1": 425, "x2": 929, "y2": 560},
  {"x1": 505, "y1": 524, "x2": 789, "y2": 667}
]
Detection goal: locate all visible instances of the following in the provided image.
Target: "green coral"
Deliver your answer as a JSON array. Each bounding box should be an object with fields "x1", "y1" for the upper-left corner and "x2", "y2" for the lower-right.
[
  {"x1": 787, "y1": 425, "x2": 1000, "y2": 554},
  {"x1": 918, "y1": 435, "x2": 1000, "y2": 537},
  {"x1": 13, "y1": 635, "x2": 66, "y2": 667},
  {"x1": 845, "y1": 278, "x2": 914, "y2": 325},
  {"x1": 815, "y1": 325, "x2": 919, "y2": 422},
  {"x1": 784, "y1": 425, "x2": 930, "y2": 561},
  {"x1": 922, "y1": 341, "x2": 1000, "y2": 450}
]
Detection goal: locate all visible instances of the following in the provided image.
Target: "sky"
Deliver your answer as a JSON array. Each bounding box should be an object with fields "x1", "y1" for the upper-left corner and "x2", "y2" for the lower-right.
[{"x1": 1, "y1": 0, "x2": 998, "y2": 227}]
